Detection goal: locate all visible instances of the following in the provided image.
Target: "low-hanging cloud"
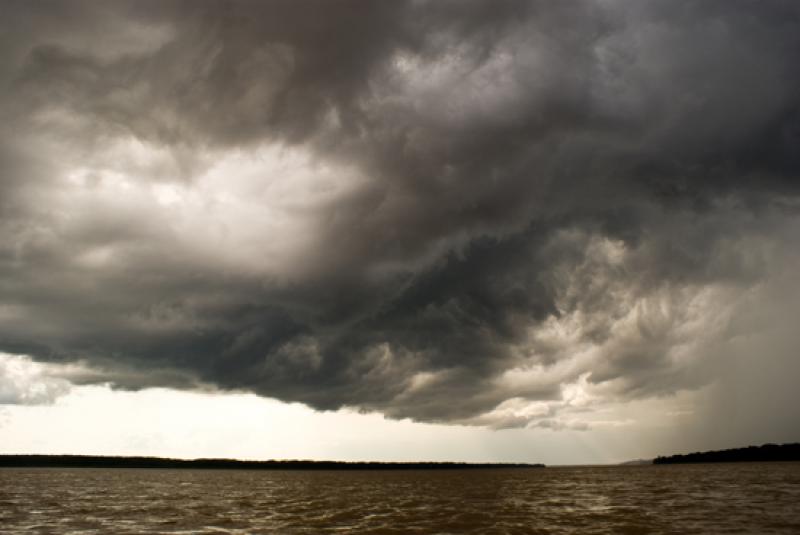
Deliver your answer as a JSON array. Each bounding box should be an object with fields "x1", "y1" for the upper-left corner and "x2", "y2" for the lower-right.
[
  {"x1": 0, "y1": 354, "x2": 71, "y2": 405},
  {"x1": 1, "y1": 0, "x2": 799, "y2": 432}
]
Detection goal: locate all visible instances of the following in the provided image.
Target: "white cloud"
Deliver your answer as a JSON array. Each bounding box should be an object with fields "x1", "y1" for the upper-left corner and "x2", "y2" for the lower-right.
[{"x1": 0, "y1": 354, "x2": 72, "y2": 405}]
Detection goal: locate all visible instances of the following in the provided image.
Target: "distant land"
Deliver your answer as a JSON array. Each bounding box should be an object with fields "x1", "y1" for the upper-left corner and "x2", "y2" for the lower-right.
[
  {"x1": 619, "y1": 459, "x2": 653, "y2": 466},
  {"x1": 654, "y1": 443, "x2": 800, "y2": 464},
  {"x1": 0, "y1": 455, "x2": 545, "y2": 470}
]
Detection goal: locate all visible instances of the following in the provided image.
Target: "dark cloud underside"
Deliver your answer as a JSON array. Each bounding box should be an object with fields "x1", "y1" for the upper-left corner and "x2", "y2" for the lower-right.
[{"x1": 1, "y1": 0, "x2": 799, "y2": 431}]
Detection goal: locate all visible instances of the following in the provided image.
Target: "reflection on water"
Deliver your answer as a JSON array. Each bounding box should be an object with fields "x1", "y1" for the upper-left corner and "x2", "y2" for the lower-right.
[{"x1": 2, "y1": 463, "x2": 799, "y2": 533}]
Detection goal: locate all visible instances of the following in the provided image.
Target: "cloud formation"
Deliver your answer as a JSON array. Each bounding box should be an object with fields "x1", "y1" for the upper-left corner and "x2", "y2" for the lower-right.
[
  {"x1": 1, "y1": 0, "x2": 799, "y2": 431},
  {"x1": 0, "y1": 354, "x2": 71, "y2": 405}
]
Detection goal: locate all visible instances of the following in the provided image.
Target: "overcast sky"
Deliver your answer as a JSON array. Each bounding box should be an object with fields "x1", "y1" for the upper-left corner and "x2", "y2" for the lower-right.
[{"x1": 1, "y1": 0, "x2": 799, "y2": 464}]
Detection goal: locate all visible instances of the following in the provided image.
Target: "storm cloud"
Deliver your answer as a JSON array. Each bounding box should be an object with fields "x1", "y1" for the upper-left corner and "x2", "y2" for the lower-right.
[{"x1": 1, "y1": 0, "x2": 799, "y2": 431}]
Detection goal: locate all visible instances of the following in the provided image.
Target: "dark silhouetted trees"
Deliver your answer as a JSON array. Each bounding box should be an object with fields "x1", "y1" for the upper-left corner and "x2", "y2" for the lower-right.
[
  {"x1": 654, "y1": 443, "x2": 800, "y2": 464},
  {"x1": 0, "y1": 454, "x2": 544, "y2": 470}
]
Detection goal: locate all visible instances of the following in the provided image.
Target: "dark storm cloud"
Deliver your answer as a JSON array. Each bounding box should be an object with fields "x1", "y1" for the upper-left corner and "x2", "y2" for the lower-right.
[{"x1": 1, "y1": 0, "x2": 799, "y2": 430}]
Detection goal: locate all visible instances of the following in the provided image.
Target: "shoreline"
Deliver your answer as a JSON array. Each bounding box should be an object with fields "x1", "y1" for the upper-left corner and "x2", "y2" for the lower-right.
[{"x1": 0, "y1": 454, "x2": 545, "y2": 470}]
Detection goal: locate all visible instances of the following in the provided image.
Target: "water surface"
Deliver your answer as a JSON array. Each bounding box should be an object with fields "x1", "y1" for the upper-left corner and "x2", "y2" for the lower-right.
[{"x1": 2, "y1": 463, "x2": 799, "y2": 533}]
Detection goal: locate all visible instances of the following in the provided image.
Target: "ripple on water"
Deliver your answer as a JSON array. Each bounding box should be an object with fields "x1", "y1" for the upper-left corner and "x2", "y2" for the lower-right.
[{"x1": 1, "y1": 464, "x2": 800, "y2": 533}]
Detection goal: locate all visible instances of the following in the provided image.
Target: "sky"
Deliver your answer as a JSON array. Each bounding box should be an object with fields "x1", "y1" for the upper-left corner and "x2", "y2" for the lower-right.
[{"x1": 1, "y1": 0, "x2": 799, "y2": 465}]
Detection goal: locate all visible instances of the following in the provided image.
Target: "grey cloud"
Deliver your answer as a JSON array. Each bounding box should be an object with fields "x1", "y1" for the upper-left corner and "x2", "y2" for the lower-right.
[
  {"x1": 0, "y1": 355, "x2": 71, "y2": 405},
  {"x1": 0, "y1": 1, "x2": 799, "y2": 429}
]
